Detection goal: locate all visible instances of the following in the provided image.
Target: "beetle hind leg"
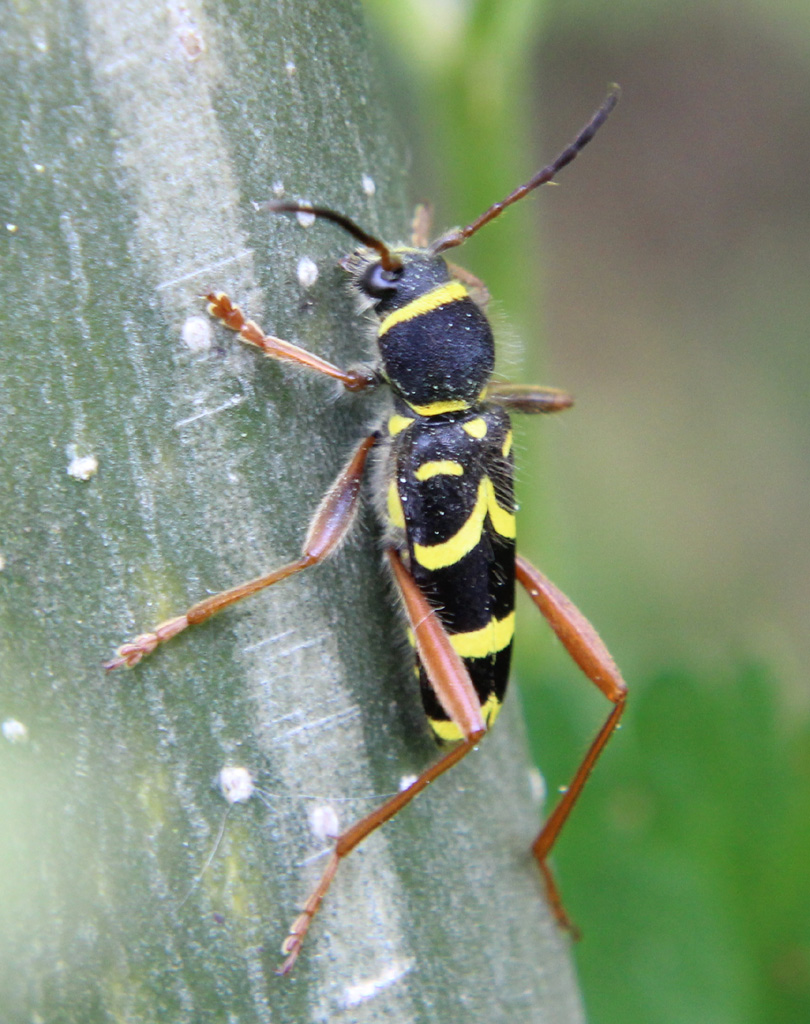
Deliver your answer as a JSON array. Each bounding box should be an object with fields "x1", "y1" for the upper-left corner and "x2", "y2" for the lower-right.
[
  {"x1": 516, "y1": 553, "x2": 627, "y2": 932},
  {"x1": 277, "y1": 547, "x2": 487, "y2": 973}
]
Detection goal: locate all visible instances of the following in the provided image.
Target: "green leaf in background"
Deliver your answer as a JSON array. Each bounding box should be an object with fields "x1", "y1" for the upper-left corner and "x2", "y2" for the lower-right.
[{"x1": 523, "y1": 666, "x2": 810, "y2": 1024}]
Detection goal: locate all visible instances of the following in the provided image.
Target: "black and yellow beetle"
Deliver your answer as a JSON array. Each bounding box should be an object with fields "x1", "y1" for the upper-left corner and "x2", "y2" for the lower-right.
[{"x1": 107, "y1": 89, "x2": 626, "y2": 973}]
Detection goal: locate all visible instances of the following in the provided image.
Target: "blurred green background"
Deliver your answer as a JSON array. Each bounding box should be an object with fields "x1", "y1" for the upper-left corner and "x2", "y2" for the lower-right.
[{"x1": 364, "y1": 1, "x2": 810, "y2": 1022}]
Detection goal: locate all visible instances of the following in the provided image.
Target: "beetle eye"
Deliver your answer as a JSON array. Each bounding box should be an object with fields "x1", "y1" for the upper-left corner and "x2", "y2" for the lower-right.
[{"x1": 362, "y1": 262, "x2": 402, "y2": 299}]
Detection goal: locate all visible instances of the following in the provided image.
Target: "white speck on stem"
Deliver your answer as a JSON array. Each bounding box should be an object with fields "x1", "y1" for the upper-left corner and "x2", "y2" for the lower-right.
[
  {"x1": 180, "y1": 315, "x2": 213, "y2": 353},
  {"x1": 308, "y1": 804, "x2": 339, "y2": 842},
  {"x1": 2, "y1": 719, "x2": 29, "y2": 743},
  {"x1": 295, "y1": 203, "x2": 316, "y2": 228},
  {"x1": 218, "y1": 765, "x2": 255, "y2": 805},
  {"x1": 296, "y1": 256, "x2": 318, "y2": 288},
  {"x1": 66, "y1": 448, "x2": 99, "y2": 481}
]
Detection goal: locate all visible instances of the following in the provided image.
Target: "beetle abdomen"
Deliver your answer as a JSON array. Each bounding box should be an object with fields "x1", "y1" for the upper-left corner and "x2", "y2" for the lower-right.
[{"x1": 383, "y1": 403, "x2": 516, "y2": 740}]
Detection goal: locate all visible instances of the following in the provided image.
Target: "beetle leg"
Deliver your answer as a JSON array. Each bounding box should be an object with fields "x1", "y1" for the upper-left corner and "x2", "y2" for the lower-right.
[
  {"x1": 105, "y1": 433, "x2": 377, "y2": 669},
  {"x1": 445, "y1": 261, "x2": 491, "y2": 310},
  {"x1": 206, "y1": 292, "x2": 378, "y2": 392},
  {"x1": 485, "y1": 383, "x2": 574, "y2": 414},
  {"x1": 278, "y1": 547, "x2": 486, "y2": 974},
  {"x1": 515, "y1": 554, "x2": 627, "y2": 931}
]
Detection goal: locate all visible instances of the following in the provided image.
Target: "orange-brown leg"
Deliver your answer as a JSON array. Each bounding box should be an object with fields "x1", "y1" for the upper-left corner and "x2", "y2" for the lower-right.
[
  {"x1": 105, "y1": 433, "x2": 377, "y2": 669},
  {"x1": 278, "y1": 547, "x2": 486, "y2": 974},
  {"x1": 206, "y1": 292, "x2": 378, "y2": 392},
  {"x1": 515, "y1": 554, "x2": 627, "y2": 931},
  {"x1": 485, "y1": 382, "x2": 574, "y2": 415},
  {"x1": 445, "y1": 260, "x2": 491, "y2": 310}
]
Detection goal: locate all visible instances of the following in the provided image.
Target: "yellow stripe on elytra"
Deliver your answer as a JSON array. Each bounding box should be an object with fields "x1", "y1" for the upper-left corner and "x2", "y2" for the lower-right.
[
  {"x1": 502, "y1": 430, "x2": 513, "y2": 458},
  {"x1": 462, "y1": 417, "x2": 487, "y2": 439},
  {"x1": 429, "y1": 718, "x2": 465, "y2": 742},
  {"x1": 414, "y1": 460, "x2": 464, "y2": 482},
  {"x1": 481, "y1": 692, "x2": 502, "y2": 727},
  {"x1": 413, "y1": 477, "x2": 488, "y2": 570},
  {"x1": 449, "y1": 612, "x2": 515, "y2": 660},
  {"x1": 387, "y1": 480, "x2": 406, "y2": 529},
  {"x1": 485, "y1": 478, "x2": 516, "y2": 539},
  {"x1": 412, "y1": 476, "x2": 515, "y2": 570},
  {"x1": 428, "y1": 693, "x2": 501, "y2": 742},
  {"x1": 388, "y1": 414, "x2": 415, "y2": 436},
  {"x1": 378, "y1": 281, "x2": 467, "y2": 338}
]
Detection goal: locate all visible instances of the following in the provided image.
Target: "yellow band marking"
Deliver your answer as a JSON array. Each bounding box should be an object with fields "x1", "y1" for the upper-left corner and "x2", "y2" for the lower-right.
[
  {"x1": 387, "y1": 480, "x2": 406, "y2": 529},
  {"x1": 462, "y1": 417, "x2": 487, "y2": 439},
  {"x1": 485, "y1": 478, "x2": 516, "y2": 539},
  {"x1": 480, "y1": 692, "x2": 502, "y2": 727},
  {"x1": 429, "y1": 717, "x2": 465, "y2": 742},
  {"x1": 502, "y1": 430, "x2": 513, "y2": 458},
  {"x1": 413, "y1": 477, "x2": 488, "y2": 569},
  {"x1": 378, "y1": 281, "x2": 467, "y2": 337},
  {"x1": 428, "y1": 693, "x2": 501, "y2": 742},
  {"x1": 449, "y1": 612, "x2": 515, "y2": 660},
  {"x1": 413, "y1": 475, "x2": 515, "y2": 569},
  {"x1": 388, "y1": 414, "x2": 415, "y2": 436},
  {"x1": 414, "y1": 460, "x2": 464, "y2": 482},
  {"x1": 408, "y1": 398, "x2": 470, "y2": 417}
]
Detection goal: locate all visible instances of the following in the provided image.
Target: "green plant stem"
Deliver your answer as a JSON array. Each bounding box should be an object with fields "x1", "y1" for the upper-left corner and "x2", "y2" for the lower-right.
[{"x1": 0, "y1": 2, "x2": 583, "y2": 1021}]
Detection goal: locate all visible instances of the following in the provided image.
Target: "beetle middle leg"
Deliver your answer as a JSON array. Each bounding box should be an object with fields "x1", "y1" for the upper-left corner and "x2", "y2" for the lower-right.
[{"x1": 486, "y1": 382, "x2": 574, "y2": 414}]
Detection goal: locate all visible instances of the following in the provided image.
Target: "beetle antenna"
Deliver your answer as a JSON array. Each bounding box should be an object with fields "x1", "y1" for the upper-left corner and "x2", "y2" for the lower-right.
[
  {"x1": 432, "y1": 86, "x2": 620, "y2": 255},
  {"x1": 259, "y1": 200, "x2": 403, "y2": 272}
]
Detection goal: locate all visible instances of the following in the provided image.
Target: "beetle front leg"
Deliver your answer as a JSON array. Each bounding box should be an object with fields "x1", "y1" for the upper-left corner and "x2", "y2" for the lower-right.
[{"x1": 206, "y1": 292, "x2": 378, "y2": 392}]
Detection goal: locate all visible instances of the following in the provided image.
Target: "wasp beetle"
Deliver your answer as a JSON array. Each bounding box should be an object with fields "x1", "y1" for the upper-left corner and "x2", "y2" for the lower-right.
[{"x1": 107, "y1": 89, "x2": 626, "y2": 974}]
